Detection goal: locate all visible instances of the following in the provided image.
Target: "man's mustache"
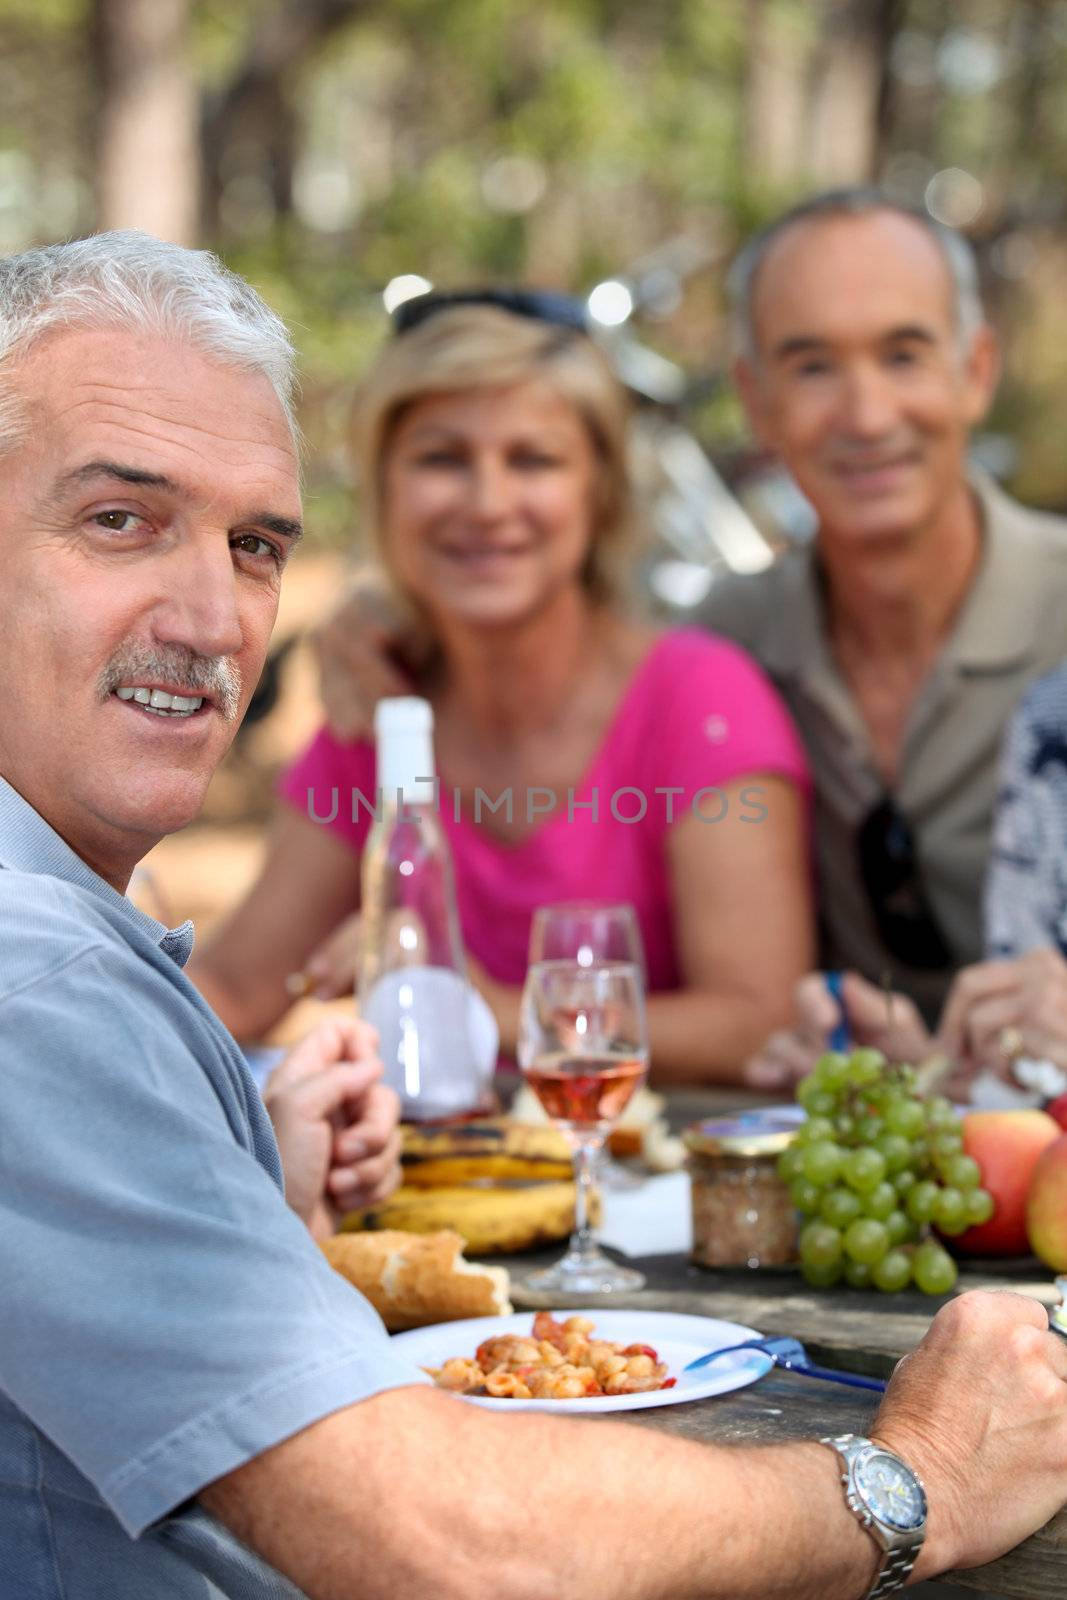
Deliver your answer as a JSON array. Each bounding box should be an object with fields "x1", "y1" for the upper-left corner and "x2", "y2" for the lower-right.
[{"x1": 98, "y1": 644, "x2": 242, "y2": 722}]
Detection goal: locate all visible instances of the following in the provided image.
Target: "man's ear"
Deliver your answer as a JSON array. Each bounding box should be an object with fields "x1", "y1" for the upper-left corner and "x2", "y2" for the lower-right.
[
  {"x1": 733, "y1": 355, "x2": 773, "y2": 448},
  {"x1": 962, "y1": 323, "x2": 1000, "y2": 427}
]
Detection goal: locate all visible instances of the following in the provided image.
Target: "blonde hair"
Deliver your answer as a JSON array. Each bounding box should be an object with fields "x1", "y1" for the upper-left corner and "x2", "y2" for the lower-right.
[{"x1": 352, "y1": 304, "x2": 638, "y2": 607}]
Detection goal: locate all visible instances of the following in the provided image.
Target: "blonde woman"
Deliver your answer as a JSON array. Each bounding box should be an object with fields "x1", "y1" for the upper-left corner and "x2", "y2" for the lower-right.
[{"x1": 191, "y1": 293, "x2": 814, "y2": 1084}]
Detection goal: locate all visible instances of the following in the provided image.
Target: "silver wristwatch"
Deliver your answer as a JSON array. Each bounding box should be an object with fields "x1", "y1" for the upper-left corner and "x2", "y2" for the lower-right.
[{"x1": 820, "y1": 1433, "x2": 927, "y2": 1598}]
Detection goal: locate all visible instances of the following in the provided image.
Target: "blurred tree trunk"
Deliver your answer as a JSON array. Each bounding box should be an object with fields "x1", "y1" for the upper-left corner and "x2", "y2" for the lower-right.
[
  {"x1": 805, "y1": 0, "x2": 903, "y2": 184},
  {"x1": 200, "y1": 0, "x2": 368, "y2": 238},
  {"x1": 742, "y1": 0, "x2": 811, "y2": 186},
  {"x1": 92, "y1": 0, "x2": 198, "y2": 243},
  {"x1": 1012, "y1": 0, "x2": 1051, "y2": 166}
]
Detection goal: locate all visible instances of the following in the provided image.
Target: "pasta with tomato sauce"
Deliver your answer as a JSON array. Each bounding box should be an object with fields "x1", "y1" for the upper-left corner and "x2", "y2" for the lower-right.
[{"x1": 426, "y1": 1312, "x2": 676, "y2": 1400}]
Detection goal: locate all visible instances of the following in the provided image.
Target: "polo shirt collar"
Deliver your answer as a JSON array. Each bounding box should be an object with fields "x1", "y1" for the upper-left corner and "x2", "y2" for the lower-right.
[
  {"x1": 941, "y1": 471, "x2": 1042, "y2": 670},
  {"x1": 764, "y1": 468, "x2": 1040, "y2": 686},
  {"x1": 758, "y1": 542, "x2": 840, "y2": 689},
  {"x1": 0, "y1": 776, "x2": 194, "y2": 965}
]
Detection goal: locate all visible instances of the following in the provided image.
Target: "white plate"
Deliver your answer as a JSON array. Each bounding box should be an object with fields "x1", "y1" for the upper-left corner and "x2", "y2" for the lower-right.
[{"x1": 391, "y1": 1309, "x2": 772, "y2": 1413}]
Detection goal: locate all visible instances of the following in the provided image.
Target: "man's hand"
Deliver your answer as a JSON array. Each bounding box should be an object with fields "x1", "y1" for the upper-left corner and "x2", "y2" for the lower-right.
[
  {"x1": 313, "y1": 583, "x2": 413, "y2": 742},
  {"x1": 872, "y1": 1290, "x2": 1067, "y2": 1575},
  {"x1": 743, "y1": 971, "x2": 931, "y2": 1089},
  {"x1": 264, "y1": 1018, "x2": 401, "y2": 1240},
  {"x1": 937, "y1": 948, "x2": 1067, "y2": 1078}
]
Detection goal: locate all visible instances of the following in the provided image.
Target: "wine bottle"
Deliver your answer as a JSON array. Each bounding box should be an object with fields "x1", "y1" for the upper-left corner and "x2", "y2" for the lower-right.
[{"x1": 358, "y1": 697, "x2": 495, "y2": 1120}]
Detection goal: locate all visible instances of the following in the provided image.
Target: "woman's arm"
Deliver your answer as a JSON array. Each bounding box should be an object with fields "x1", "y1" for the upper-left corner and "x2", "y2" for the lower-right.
[
  {"x1": 471, "y1": 776, "x2": 814, "y2": 1085},
  {"x1": 188, "y1": 808, "x2": 363, "y2": 1042}
]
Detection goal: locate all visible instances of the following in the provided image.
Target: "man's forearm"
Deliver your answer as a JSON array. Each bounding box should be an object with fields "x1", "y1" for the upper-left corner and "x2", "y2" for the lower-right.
[{"x1": 204, "y1": 1387, "x2": 897, "y2": 1600}]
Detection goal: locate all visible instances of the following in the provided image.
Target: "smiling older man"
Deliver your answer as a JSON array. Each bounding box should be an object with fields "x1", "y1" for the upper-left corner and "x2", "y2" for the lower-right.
[
  {"x1": 0, "y1": 233, "x2": 413, "y2": 1596},
  {"x1": 4, "y1": 232, "x2": 1067, "y2": 1600},
  {"x1": 717, "y1": 189, "x2": 1067, "y2": 1043}
]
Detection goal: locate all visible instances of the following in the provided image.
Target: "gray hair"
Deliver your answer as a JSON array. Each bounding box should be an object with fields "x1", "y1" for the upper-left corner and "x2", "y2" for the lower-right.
[
  {"x1": 0, "y1": 229, "x2": 298, "y2": 451},
  {"x1": 727, "y1": 187, "x2": 985, "y2": 363}
]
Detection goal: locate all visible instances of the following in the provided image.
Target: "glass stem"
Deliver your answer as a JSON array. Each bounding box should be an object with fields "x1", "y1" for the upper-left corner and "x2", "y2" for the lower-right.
[{"x1": 569, "y1": 1137, "x2": 603, "y2": 1261}]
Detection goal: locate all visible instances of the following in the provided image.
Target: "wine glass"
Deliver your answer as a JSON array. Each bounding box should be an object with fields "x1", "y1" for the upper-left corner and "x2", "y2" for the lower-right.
[
  {"x1": 528, "y1": 901, "x2": 645, "y2": 977},
  {"x1": 518, "y1": 959, "x2": 649, "y2": 1294},
  {"x1": 528, "y1": 902, "x2": 647, "y2": 1187}
]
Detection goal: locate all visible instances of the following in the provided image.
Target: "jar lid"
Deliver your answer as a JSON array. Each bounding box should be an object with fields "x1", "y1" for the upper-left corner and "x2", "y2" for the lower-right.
[{"x1": 683, "y1": 1108, "x2": 801, "y2": 1158}]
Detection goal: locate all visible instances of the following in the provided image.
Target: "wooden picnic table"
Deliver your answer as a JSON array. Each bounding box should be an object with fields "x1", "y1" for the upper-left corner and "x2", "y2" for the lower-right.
[{"x1": 503, "y1": 1086, "x2": 1067, "y2": 1598}]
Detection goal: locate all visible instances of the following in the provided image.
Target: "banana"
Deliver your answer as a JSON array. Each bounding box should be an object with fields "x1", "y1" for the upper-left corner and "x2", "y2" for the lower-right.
[
  {"x1": 400, "y1": 1119, "x2": 572, "y2": 1188},
  {"x1": 339, "y1": 1181, "x2": 600, "y2": 1256}
]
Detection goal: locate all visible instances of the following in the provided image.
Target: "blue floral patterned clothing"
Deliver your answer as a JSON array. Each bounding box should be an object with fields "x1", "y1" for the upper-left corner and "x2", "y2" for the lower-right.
[{"x1": 986, "y1": 664, "x2": 1067, "y2": 959}]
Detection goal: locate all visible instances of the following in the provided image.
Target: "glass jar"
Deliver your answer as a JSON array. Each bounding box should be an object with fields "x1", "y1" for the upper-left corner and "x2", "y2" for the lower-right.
[{"x1": 684, "y1": 1112, "x2": 800, "y2": 1269}]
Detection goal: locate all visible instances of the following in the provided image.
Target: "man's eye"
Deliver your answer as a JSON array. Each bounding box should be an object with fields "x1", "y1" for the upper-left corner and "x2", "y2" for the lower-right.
[
  {"x1": 887, "y1": 348, "x2": 919, "y2": 366},
  {"x1": 796, "y1": 362, "x2": 830, "y2": 378},
  {"x1": 232, "y1": 532, "x2": 283, "y2": 564},
  {"x1": 92, "y1": 509, "x2": 146, "y2": 532}
]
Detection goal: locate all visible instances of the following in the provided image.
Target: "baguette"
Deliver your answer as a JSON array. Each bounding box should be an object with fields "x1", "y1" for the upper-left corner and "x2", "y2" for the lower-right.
[{"x1": 321, "y1": 1229, "x2": 512, "y2": 1331}]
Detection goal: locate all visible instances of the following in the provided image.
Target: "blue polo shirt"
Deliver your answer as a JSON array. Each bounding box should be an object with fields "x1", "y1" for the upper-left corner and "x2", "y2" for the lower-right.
[{"x1": 0, "y1": 778, "x2": 420, "y2": 1598}]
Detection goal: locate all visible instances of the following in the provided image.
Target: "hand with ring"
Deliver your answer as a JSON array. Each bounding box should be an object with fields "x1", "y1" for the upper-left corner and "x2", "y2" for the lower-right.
[{"x1": 936, "y1": 948, "x2": 1067, "y2": 1083}]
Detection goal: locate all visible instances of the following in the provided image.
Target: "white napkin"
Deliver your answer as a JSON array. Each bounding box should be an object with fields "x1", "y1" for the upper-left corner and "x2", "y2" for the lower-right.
[{"x1": 597, "y1": 1171, "x2": 692, "y2": 1258}]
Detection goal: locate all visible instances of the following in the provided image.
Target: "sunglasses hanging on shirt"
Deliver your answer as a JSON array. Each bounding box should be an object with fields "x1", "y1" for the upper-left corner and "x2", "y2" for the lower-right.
[{"x1": 856, "y1": 795, "x2": 953, "y2": 972}]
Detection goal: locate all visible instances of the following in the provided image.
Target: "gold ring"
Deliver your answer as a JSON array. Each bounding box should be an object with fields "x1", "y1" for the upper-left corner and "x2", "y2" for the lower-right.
[{"x1": 998, "y1": 1025, "x2": 1025, "y2": 1061}]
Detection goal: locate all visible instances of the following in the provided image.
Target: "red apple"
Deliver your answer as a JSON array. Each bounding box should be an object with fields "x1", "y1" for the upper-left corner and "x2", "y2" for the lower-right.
[
  {"x1": 1027, "y1": 1133, "x2": 1067, "y2": 1270},
  {"x1": 954, "y1": 1109, "x2": 1060, "y2": 1256}
]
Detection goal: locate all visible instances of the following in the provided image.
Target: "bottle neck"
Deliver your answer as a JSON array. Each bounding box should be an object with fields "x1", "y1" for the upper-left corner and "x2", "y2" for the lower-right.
[
  {"x1": 377, "y1": 728, "x2": 436, "y2": 803},
  {"x1": 376, "y1": 785, "x2": 440, "y2": 827}
]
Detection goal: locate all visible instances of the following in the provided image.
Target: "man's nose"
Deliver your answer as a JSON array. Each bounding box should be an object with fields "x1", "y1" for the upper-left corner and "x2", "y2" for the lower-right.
[
  {"x1": 152, "y1": 535, "x2": 244, "y2": 659},
  {"x1": 840, "y1": 362, "x2": 899, "y2": 438}
]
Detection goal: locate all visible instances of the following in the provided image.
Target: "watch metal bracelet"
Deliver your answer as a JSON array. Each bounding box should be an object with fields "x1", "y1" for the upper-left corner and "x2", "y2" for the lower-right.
[{"x1": 868, "y1": 1543, "x2": 920, "y2": 1598}]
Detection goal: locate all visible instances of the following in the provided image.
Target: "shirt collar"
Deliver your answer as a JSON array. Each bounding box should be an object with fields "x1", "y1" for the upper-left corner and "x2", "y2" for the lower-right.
[
  {"x1": 940, "y1": 470, "x2": 1044, "y2": 671},
  {"x1": 0, "y1": 776, "x2": 195, "y2": 966},
  {"x1": 765, "y1": 469, "x2": 1042, "y2": 685}
]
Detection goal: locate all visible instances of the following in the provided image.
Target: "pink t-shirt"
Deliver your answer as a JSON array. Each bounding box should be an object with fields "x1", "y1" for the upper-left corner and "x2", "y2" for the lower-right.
[{"x1": 278, "y1": 629, "x2": 809, "y2": 994}]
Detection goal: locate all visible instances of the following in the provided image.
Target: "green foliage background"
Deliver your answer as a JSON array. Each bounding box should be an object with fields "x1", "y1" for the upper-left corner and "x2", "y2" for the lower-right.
[{"x1": 5, "y1": 0, "x2": 1067, "y2": 544}]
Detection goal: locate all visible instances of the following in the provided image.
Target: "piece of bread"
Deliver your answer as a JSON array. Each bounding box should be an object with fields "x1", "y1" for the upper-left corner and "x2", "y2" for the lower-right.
[
  {"x1": 511, "y1": 1080, "x2": 666, "y2": 1159},
  {"x1": 322, "y1": 1229, "x2": 512, "y2": 1331},
  {"x1": 607, "y1": 1127, "x2": 644, "y2": 1157}
]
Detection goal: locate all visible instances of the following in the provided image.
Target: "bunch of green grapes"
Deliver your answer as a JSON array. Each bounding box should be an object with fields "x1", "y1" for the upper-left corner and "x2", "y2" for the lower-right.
[{"x1": 779, "y1": 1048, "x2": 994, "y2": 1296}]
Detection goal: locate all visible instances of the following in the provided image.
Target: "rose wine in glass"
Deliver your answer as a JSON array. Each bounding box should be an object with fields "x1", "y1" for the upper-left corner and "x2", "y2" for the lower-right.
[
  {"x1": 524, "y1": 1050, "x2": 646, "y2": 1129},
  {"x1": 518, "y1": 960, "x2": 649, "y2": 1294},
  {"x1": 527, "y1": 903, "x2": 647, "y2": 1190}
]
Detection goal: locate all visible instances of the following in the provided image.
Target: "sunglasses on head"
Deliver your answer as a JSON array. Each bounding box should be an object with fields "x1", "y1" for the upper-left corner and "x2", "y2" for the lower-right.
[
  {"x1": 391, "y1": 286, "x2": 589, "y2": 337},
  {"x1": 856, "y1": 795, "x2": 953, "y2": 971}
]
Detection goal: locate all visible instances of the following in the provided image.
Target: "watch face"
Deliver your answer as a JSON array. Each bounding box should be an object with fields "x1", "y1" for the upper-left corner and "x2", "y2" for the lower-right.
[{"x1": 857, "y1": 1451, "x2": 927, "y2": 1532}]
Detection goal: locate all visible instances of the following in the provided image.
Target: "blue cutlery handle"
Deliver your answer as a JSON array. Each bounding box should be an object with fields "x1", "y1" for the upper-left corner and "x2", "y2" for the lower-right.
[
  {"x1": 824, "y1": 971, "x2": 850, "y2": 1052},
  {"x1": 790, "y1": 1361, "x2": 886, "y2": 1393}
]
